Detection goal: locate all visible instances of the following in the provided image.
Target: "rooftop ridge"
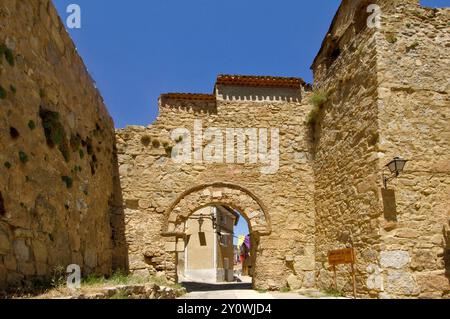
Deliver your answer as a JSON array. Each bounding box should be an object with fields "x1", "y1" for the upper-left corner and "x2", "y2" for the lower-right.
[
  {"x1": 160, "y1": 93, "x2": 216, "y2": 101},
  {"x1": 216, "y1": 74, "x2": 305, "y2": 89}
]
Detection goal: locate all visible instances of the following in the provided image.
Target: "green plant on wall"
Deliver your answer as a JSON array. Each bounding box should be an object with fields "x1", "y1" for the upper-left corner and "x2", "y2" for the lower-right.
[
  {"x1": 310, "y1": 91, "x2": 328, "y2": 108},
  {"x1": 0, "y1": 44, "x2": 15, "y2": 66},
  {"x1": 0, "y1": 85, "x2": 6, "y2": 99},
  {"x1": 4, "y1": 48, "x2": 14, "y2": 66},
  {"x1": 39, "y1": 107, "x2": 70, "y2": 162},
  {"x1": 307, "y1": 90, "x2": 329, "y2": 127},
  {"x1": 307, "y1": 106, "x2": 320, "y2": 126},
  {"x1": 61, "y1": 176, "x2": 73, "y2": 189},
  {"x1": 385, "y1": 33, "x2": 398, "y2": 44},
  {"x1": 19, "y1": 151, "x2": 28, "y2": 164},
  {"x1": 28, "y1": 120, "x2": 36, "y2": 130}
]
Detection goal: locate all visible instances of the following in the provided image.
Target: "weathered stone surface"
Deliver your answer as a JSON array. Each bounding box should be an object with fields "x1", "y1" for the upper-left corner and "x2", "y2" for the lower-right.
[
  {"x1": 366, "y1": 264, "x2": 383, "y2": 291},
  {"x1": 0, "y1": 0, "x2": 125, "y2": 290},
  {"x1": 386, "y1": 271, "x2": 420, "y2": 297},
  {"x1": 13, "y1": 240, "x2": 30, "y2": 262},
  {"x1": 313, "y1": 0, "x2": 450, "y2": 299},
  {"x1": 380, "y1": 251, "x2": 410, "y2": 269},
  {"x1": 287, "y1": 274, "x2": 303, "y2": 290}
]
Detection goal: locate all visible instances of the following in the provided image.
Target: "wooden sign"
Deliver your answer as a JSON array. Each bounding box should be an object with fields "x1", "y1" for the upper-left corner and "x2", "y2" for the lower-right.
[
  {"x1": 328, "y1": 248, "x2": 355, "y2": 265},
  {"x1": 328, "y1": 248, "x2": 357, "y2": 299}
]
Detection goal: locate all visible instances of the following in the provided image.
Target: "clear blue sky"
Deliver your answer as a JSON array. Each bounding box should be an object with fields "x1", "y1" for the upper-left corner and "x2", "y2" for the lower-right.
[
  {"x1": 234, "y1": 216, "x2": 249, "y2": 246},
  {"x1": 52, "y1": 0, "x2": 448, "y2": 129}
]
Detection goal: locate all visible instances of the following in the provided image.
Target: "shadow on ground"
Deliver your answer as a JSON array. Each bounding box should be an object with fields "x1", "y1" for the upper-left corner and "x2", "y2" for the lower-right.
[{"x1": 181, "y1": 281, "x2": 252, "y2": 292}]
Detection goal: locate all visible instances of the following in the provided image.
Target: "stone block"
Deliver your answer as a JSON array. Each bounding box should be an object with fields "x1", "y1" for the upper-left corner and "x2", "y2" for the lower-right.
[
  {"x1": 0, "y1": 231, "x2": 10, "y2": 254},
  {"x1": 380, "y1": 250, "x2": 410, "y2": 269},
  {"x1": 386, "y1": 270, "x2": 420, "y2": 296},
  {"x1": 287, "y1": 274, "x2": 303, "y2": 290},
  {"x1": 13, "y1": 240, "x2": 30, "y2": 262}
]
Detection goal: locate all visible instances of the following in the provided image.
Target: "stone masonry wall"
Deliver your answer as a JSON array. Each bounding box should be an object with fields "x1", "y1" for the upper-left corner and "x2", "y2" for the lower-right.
[
  {"x1": 312, "y1": 0, "x2": 382, "y2": 298},
  {"x1": 312, "y1": 0, "x2": 449, "y2": 298},
  {"x1": 374, "y1": 2, "x2": 450, "y2": 298},
  {"x1": 116, "y1": 85, "x2": 316, "y2": 290},
  {"x1": 0, "y1": 0, "x2": 122, "y2": 290}
]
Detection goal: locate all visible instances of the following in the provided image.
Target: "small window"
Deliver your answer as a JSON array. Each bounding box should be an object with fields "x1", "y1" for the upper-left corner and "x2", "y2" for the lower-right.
[
  {"x1": 220, "y1": 214, "x2": 228, "y2": 226},
  {"x1": 220, "y1": 234, "x2": 229, "y2": 247}
]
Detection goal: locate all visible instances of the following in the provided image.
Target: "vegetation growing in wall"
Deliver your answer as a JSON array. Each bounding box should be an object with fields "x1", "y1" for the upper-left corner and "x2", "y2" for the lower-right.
[
  {"x1": 61, "y1": 176, "x2": 73, "y2": 189},
  {"x1": 385, "y1": 33, "x2": 398, "y2": 44},
  {"x1": 28, "y1": 120, "x2": 36, "y2": 130},
  {"x1": 0, "y1": 85, "x2": 6, "y2": 99},
  {"x1": 310, "y1": 91, "x2": 328, "y2": 108},
  {"x1": 39, "y1": 107, "x2": 70, "y2": 162},
  {"x1": 19, "y1": 151, "x2": 28, "y2": 164},
  {"x1": 307, "y1": 90, "x2": 329, "y2": 126},
  {"x1": 406, "y1": 41, "x2": 420, "y2": 52},
  {"x1": 0, "y1": 43, "x2": 15, "y2": 66},
  {"x1": 4, "y1": 48, "x2": 14, "y2": 66}
]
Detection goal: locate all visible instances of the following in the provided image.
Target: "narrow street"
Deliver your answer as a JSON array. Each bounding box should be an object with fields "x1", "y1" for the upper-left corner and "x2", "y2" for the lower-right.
[{"x1": 178, "y1": 277, "x2": 339, "y2": 299}]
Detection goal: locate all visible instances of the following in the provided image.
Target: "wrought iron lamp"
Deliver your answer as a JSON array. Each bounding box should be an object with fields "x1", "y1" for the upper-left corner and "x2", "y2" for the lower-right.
[{"x1": 383, "y1": 157, "x2": 409, "y2": 189}]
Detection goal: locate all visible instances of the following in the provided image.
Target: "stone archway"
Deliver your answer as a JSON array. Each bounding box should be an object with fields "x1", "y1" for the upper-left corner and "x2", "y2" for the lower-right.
[
  {"x1": 162, "y1": 182, "x2": 271, "y2": 236},
  {"x1": 161, "y1": 182, "x2": 271, "y2": 286}
]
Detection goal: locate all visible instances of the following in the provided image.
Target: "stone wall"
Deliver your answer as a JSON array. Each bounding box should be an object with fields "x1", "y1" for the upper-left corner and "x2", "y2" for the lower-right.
[
  {"x1": 311, "y1": 0, "x2": 382, "y2": 297},
  {"x1": 116, "y1": 83, "x2": 316, "y2": 290},
  {"x1": 312, "y1": 0, "x2": 449, "y2": 298},
  {"x1": 374, "y1": 1, "x2": 450, "y2": 298},
  {"x1": 0, "y1": 0, "x2": 124, "y2": 290}
]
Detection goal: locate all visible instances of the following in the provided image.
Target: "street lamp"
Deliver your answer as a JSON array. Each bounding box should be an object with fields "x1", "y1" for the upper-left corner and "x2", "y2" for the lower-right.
[{"x1": 383, "y1": 157, "x2": 409, "y2": 189}]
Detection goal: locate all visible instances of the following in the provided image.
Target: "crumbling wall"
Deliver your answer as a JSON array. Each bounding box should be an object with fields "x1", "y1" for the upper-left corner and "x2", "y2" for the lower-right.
[{"x1": 0, "y1": 0, "x2": 123, "y2": 290}]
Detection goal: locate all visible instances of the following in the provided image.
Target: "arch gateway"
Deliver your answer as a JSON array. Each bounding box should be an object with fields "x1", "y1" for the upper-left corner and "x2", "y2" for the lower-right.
[
  {"x1": 115, "y1": 0, "x2": 450, "y2": 298},
  {"x1": 116, "y1": 77, "x2": 316, "y2": 290}
]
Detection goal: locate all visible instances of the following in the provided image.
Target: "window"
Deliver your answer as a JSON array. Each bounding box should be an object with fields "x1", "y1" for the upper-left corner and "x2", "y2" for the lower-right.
[
  {"x1": 220, "y1": 234, "x2": 229, "y2": 247},
  {"x1": 220, "y1": 214, "x2": 228, "y2": 226}
]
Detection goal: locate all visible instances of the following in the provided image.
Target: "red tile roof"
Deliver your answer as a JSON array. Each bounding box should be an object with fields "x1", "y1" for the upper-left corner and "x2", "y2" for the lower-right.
[
  {"x1": 216, "y1": 74, "x2": 304, "y2": 89},
  {"x1": 160, "y1": 93, "x2": 216, "y2": 101}
]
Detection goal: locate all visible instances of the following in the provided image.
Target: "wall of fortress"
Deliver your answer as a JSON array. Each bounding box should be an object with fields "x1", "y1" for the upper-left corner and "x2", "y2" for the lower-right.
[{"x1": 0, "y1": 0, "x2": 124, "y2": 290}]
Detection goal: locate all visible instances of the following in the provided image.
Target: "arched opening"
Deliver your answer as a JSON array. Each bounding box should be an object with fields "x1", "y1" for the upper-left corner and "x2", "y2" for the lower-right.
[
  {"x1": 161, "y1": 183, "x2": 270, "y2": 290},
  {"x1": 176, "y1": 205, "x2": 255, "y2": 288}
]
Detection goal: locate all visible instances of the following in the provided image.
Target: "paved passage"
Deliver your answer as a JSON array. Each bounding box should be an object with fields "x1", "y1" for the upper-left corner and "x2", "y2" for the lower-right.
[{"x1": 179, "y1": 279, "x2": 327, "y2": 300}]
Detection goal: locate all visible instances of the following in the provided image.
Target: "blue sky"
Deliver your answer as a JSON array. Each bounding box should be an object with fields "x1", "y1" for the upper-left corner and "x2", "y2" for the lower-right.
[
  {"x1": 51, "y1": 0, "x2": 448, "y2": 243},
  {"x1": 52, "y1": 0, "x2": 449, "y2": 128}
]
